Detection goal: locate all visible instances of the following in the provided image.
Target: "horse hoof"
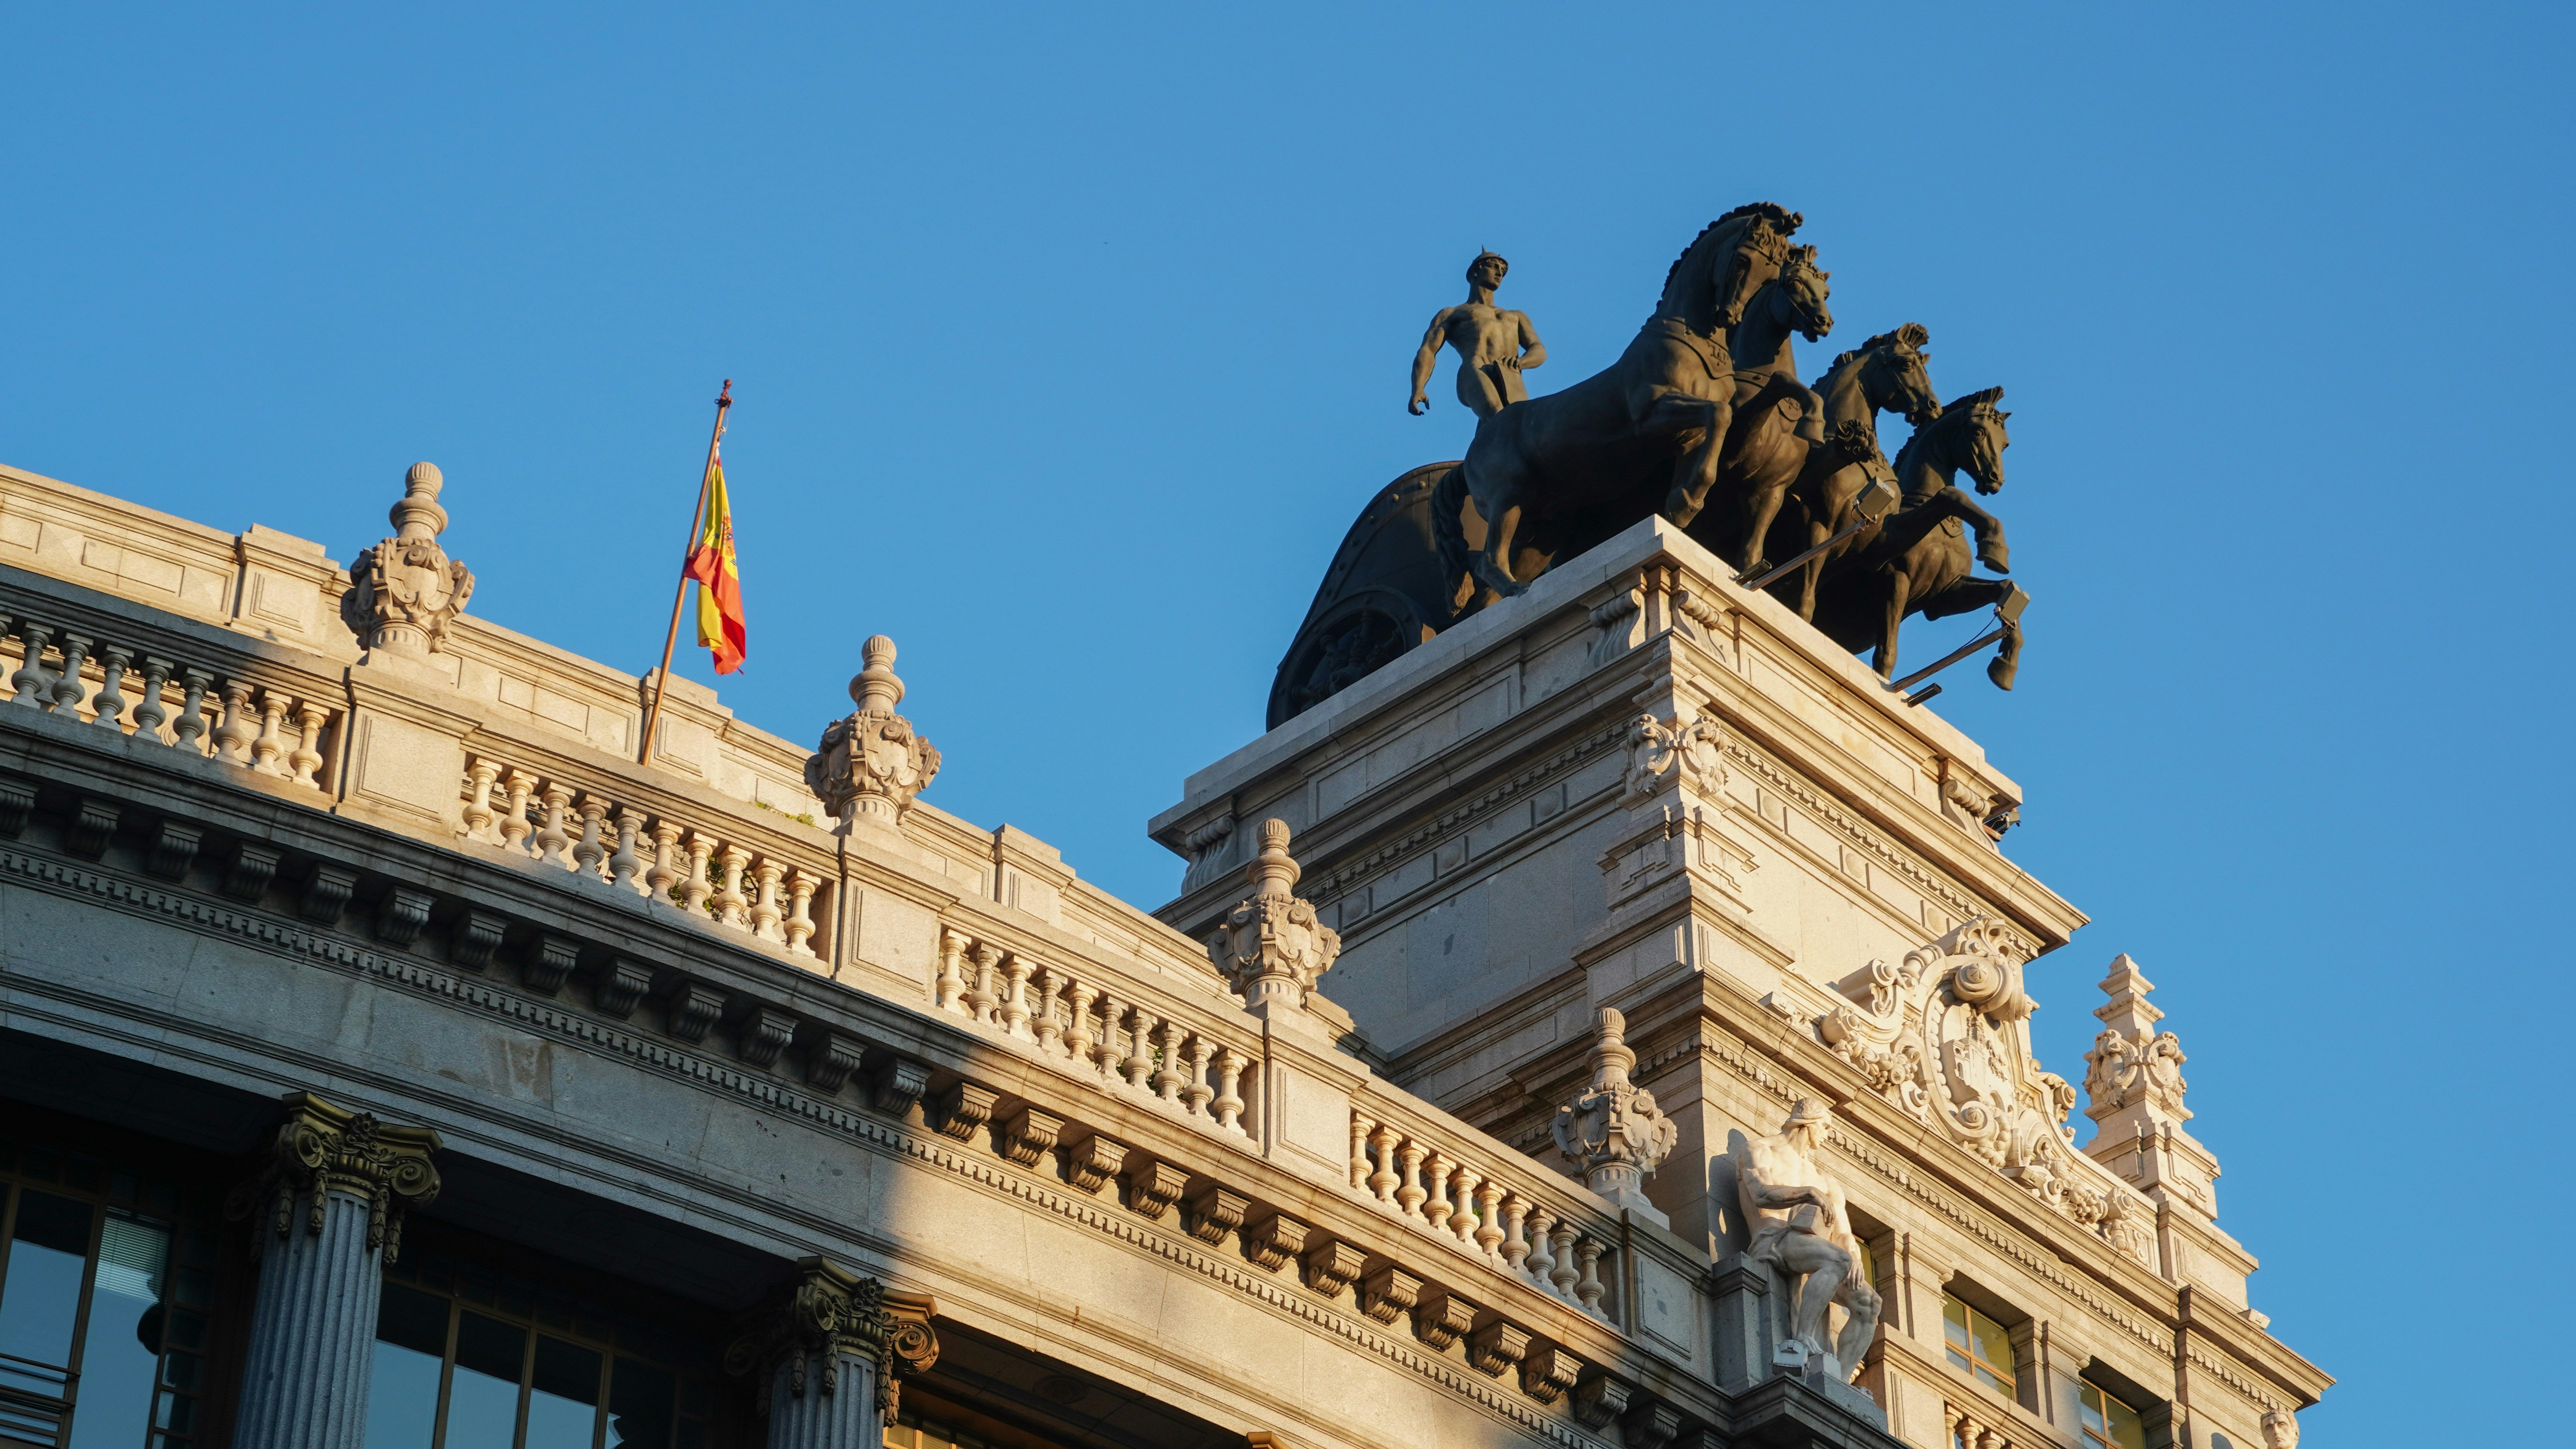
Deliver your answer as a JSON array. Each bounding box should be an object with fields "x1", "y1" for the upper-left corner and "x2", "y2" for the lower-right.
[
  {"x1": 1662, "y1": 489, "x2": 1703, "y2": 528},
  {"x1": 1979, "y1": 545, "x2": 2012, "y2": 574},
  {"x1": 1987, "y1": 656, "x2": 2018, "y2": 691}
]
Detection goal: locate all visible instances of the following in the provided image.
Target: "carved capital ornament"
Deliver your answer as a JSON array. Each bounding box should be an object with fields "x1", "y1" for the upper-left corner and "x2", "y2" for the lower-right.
[
  {"x1": 224, "y1": 1092, "x2": 442, "y2": 1263},
  {"x1": 724, "y1": 1257, "x2": 939, "y2": 1423}
]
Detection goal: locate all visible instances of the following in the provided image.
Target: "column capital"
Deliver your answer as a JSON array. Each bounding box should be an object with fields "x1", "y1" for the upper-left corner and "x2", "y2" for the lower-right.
[
  {"x1": 225, "y1": 1091, "x2": 442, "y2": 1263},
  {"x1": 725, "y1": 1257, "x2": 940, "y2": 1423}
]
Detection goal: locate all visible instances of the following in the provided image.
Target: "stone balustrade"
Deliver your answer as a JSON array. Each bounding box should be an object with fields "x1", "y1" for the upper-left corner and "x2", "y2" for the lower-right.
[
  {"x1": 933, "y1": 925, "x2": 1260, "y2": 1136},
  {"x1": 1349, "y1": 1093, "x2": 1622, "y2": 1320},
  {"x1": 2, "y1": 607, "x2": 339, "y2": 791},
  {"x1": 1944, "y1": 1401, "x2": 2019, "y2": 1449},
  {"x1": 458, "y1": 748, "x2": 834, "y2": 958}
]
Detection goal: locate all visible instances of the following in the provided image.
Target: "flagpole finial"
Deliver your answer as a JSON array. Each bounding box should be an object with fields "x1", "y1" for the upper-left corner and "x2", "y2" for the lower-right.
[{"x1": 718, "y1": 379, "x2": 733, "y2": 408}]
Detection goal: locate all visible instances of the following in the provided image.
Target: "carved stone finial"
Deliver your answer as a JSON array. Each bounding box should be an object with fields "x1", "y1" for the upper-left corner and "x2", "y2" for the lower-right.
[
  {"x1": 1551, "y1": 1008, "x2": 1677, "y2": 1218},
  {"x1": 347, "y1": 461, "x2": 474, "y2": 656},
  {"x1": 223, "y1": 1092, "x2": 442, "y2": 1264},
  {"x1": 723, "y1": 1258, "x2": 939, "y2": 1425},
  {"x1": 2082, "y1": 954, "x2": 2189, "y2": 1125},
  {"x1": 804, "y1": 636, "x2": 941, "y2": 830},
  {"x1": 1209, "y1": 820, "x2": 1341, "y2": 1011}
]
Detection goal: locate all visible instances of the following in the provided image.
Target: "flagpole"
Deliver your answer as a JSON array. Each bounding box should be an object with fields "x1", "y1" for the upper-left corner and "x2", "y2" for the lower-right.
[{"x1": 640, "y1": 380, "x2": 732, "y2": 767}]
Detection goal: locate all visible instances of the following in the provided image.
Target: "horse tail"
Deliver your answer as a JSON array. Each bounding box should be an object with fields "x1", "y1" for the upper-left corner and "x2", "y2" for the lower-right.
[{"x1": 1431, "y1": 463, "x2": 1476, "y2": 620}]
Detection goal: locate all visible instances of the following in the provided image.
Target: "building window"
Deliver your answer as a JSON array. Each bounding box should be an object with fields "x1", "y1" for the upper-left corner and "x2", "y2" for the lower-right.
[
  {"x1": 1941, "y1": 1294, "x2": 2016, "y2": 1398},
  {"x1": 0, "y1": 1135, "x2": 221, "y2": 1449},
  {"x1": 364, "y1": 1247, "x2": 720, "y2": 1449},
  {"x1": 2078, "y1": 1378, "x2": 2147, "y2": 1449}
]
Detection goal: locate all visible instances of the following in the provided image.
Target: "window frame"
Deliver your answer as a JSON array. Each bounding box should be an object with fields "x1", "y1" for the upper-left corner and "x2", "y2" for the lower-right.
[
  {"x1": 1940, "y1": 1293, "x2": 2018, "y2": 1399},
  {"x1": 0, "y1": 1135, "x2": 223, "y2": 1449},
  {"x1": 2077, "y1": 1375, "x2": 2149, "y2": 1449}
]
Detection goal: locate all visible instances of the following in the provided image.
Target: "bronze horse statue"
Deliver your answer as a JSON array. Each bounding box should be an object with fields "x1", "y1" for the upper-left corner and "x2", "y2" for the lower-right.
[
  {"x1": 1800, "y1": 387, "x2": 2024, "y2": 688},
  {"x1": 1756, "y1": 323, "x2": 1943, "y2": 618},
  {"x1": 1679, "y1": 243, "x2": 1841, "y2": 574},
  {"x1": 1440, "y1": 203, "x2": 1805, "y2": 599}
]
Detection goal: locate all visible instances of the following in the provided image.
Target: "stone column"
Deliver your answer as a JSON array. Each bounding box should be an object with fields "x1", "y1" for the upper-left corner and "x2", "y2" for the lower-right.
[
  {"x1": 726, "y1": 1257, "x2": 940, "y2": 1449},
  {"x1": 227, "y1": 1093, "x2": 443, "y2": 1449}
]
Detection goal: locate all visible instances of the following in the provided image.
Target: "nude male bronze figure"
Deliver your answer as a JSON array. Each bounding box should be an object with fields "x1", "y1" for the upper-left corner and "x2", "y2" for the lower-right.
[{"x1": 1409, "y1": 252, "x2": 1546, "y2": 418}]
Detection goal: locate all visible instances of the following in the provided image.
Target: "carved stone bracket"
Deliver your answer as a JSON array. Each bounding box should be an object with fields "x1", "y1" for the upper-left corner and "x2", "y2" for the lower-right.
[
  {"x1": 723, "y1": 1257, "x2": 941, "y2": 1424},
  {"x1": 1207, "y1": 820, "x2": 1341, "y2": 1013},
  {"x1": 803, "y1": 636, "x2": 941, "y2": 830},
  {"x1": 224, "y1": 1093, "x2": 442, "y2": 1264},
  {"x1": 1621, "y1": 708, "x2": 1727, "y2": 807}
]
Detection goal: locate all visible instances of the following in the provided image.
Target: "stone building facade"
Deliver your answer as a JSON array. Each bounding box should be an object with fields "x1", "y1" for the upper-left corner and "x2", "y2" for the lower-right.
[{"x1": 0, "y1": 455, "x2": 2326, "y2": 1449}]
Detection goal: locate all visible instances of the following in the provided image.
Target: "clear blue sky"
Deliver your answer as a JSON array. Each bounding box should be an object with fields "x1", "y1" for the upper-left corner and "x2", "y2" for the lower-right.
[{"x1": 7, "y1": 5, "x2": 2568, "y2": 1442}]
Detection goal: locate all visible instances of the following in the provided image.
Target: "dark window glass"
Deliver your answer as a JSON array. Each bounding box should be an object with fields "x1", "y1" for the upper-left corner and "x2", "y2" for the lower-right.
[
  {"x1": 608, "y1": 1356, "x2": 675, "y2": 1449},
  {"x1": 367, "y1": 1284, "x2": 447, "y2": 1449},
  {"x1": 0, "y1": 1189, "x2": 94, "y2": 1393},
  {"x1": 448, "y1": 1312, "x2": 527, "y2": 1448},
  {"x1": 524, "y1": 1336, "x2": 601, "y2": 1449},
  {"x1": 67, "y1": 1210, "x2": 172, "y2": 1449}
]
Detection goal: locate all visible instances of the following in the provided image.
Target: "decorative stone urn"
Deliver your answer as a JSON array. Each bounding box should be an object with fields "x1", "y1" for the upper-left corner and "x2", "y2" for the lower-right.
[
  {"x1": 804, "y1": 636, "x2": 941, "y2": 829},
  {"x1": 346, "y1": 462, "x2": 474, "y2": 656},
  {"x1": 1208, "y1": 820, "x2": 1340, "y2": 1012}
]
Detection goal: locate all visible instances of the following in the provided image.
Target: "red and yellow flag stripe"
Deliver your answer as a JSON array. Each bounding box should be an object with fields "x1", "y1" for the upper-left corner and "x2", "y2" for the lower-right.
[{"x1": 682, "y1": 443, "x2": 747, "y2": 673}]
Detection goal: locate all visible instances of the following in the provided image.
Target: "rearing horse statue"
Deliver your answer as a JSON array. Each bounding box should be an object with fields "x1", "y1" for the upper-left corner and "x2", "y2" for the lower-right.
[{"x1": 1441, "y1": 203, "x2": 1802, "y2": 599}]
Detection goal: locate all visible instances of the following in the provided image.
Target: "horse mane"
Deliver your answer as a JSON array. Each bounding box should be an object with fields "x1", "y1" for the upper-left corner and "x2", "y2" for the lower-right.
[
  {"x1": 1821, "y1": 321, "x2": 1931, "y2": 378},
  {"x1": 1659, "y1": 202, "x2": 1803, "y2": 294},
  {"x1": 1949, "y1": 385, "x2": 2005, "y2": 411}
]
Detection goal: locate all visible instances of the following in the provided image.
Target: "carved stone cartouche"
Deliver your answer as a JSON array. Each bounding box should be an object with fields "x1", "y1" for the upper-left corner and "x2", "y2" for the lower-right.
[
  {"x1": 346, "y1": 462, "x2": 474, "y2": 657},
  {"x1": 804, "y1": 636, "x2": 940, "y2": 829},
  {"x1": 1550, "y1": 1007, "x2": 1676, "y2": 1221},
  {"x1": 1207, "y1": 819, "x2": 1340, "y2": 1013}
]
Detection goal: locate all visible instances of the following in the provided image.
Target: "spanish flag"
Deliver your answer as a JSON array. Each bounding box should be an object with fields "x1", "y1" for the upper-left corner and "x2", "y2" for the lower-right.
[{"x1": 682, "y1": 443, "x2": 747, "y2": 673}]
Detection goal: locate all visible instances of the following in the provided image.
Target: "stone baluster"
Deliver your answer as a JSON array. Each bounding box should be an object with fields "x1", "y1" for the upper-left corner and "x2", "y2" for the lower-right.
[
  {"x1": 964, "y1": 943, "x2": 1000, "y2": 1024},
  {"x1": 1522, "y1": 1205, "x2": 1556, "y2": 1286},
  {"x1": 1423, "y1": 1153, "x2": 1453, "y2": 1232},
  {"x1": 572, "y1": 795, "x2": 611, "y2": 879},
  {"x1": 785, "y1": 870, "x2": 821, "y2": 956},
  {"x1": 1367, "y1": 1122, "x2": 1401, "y2": 1203},
  {"x1": 713, "y1": 845, "x2": 753, "y2": 927},
  {"x1": 1093, "y1": 995, "x2": 1126, "y2": 1081},
  {"x1": 933, "y1": 929, "x2": 969, "y2": 1015},
  {"x1": 133, "y1": 656, "x2": 173, "y2": 739},
  {"x1": 1065, "y1": 980, "x2": 1099, "y2": 1067},
  {"x1": 1574, "y1": 1237, "x2": 1606, "y2": 1314},
  {"x1": 646, "y1": 820, "x2": 683, "y2": 901},
  {"x1": 1448, "y1": 1167, "x2": 1482, "y2": 1247},
  {"x1": 1498, "y1": 1194, "x2": 1531, "y2": 1271},
  {"x1": 213, "y1": 679, "x2": 258, "y2": 763},
  {"x1": 1213, "y1": 1048, "x2": 1247, "y2": 1135},
  {"x1": 1151, "y1": 1020, "x2": 1184, "y2": 1103},
  {"x1": 532, "y1": 782, "x2": 574, "y2": 867},
  {"x1": 461, "y1": 758, "x2": 501, "y2": 843},
  {"x1": 608, "y1": 808, "x2": 648, "y2": 895},
  {"x1": 228, "y1": 1093, "x2": 442, "y2": 1449},
  {"x1": 999, "y1": 953, "x2": 1034, "y2": 1039},
  {"x1": 1350, "y1": 1114, "x2": 1374, "y2": 1191},
  {"x1": 1123, "y1": 1007, "x2": 1156, "y2": 1090},
  {"x1": 750, "y1": 857, "x2": 786, "y2": 941},
  {"x1": 251, "y1": 690, "x2": 292, "y2": 775},
  {"x1": 290, "y1": 702, "x2": 329, "y2": 787},
  {"x1": 1183, "y1": 1037, "x2": 1215, "y2": 1117},
  {"x1": 1032, "y1": 969, "x2": 1063, "y2": 1052},
  {"x1": 1474, "y1": 1180, "x2": 1506, "y2": 1260},
  {"x1": 498, "y1": 770, "x2": 537, "y2": 855},
  {"x1": 174, "y1": 668, "x2": 212, "y2": 752},
  {"x1": 723, "y1": 1258, "x2": 939, "y2": 1449},
  {"x1": 681, "y1": 831, "x2": 717, "y2": 914},
  {"x1": 1549, "y1": 1218, "x2": 1581, "y2": 1300},
  {"x1": 1397, "y1": 1141, "x2": 1430, "y2": 1221},
  {"x1": 90, "y1": 645, "x2": 132, "y2": 730},
  {"x1": 7, "y1": 622, "x2": 50, "y2": 707},
  {"x1": 49, "y1": 634, "x2": 91, "y2": 715}
]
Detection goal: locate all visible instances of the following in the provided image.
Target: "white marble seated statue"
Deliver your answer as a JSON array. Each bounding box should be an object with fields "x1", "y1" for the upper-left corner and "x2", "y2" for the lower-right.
[{"x1": 1731, "y1": 1098, "x2": 1882, "y2": 1381}]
